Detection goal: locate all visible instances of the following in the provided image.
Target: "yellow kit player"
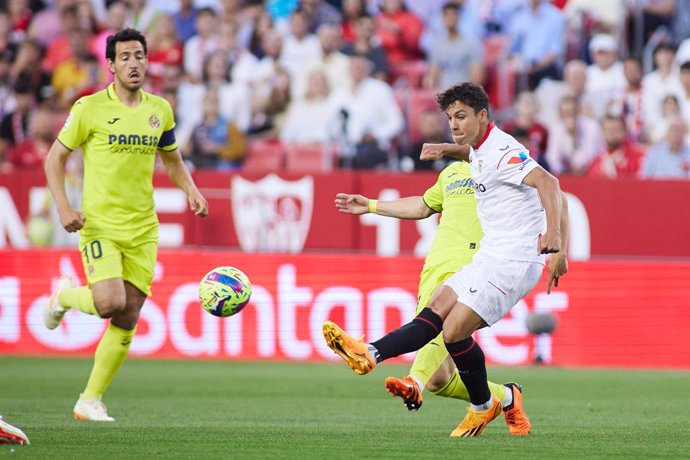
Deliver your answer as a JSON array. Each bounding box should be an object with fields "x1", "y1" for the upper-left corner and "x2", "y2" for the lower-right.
[
  {"x1": 334, "y1": 159, "x2": 531, "y2": 435},
  {"x1": 44, "y1": 28, "x2": 208, "y2": 421}
]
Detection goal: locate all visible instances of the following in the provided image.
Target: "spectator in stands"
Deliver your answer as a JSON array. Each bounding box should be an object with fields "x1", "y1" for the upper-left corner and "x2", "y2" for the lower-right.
[
  {"x1": 535, "y1": 59, "x2": 594, "y2": 128},
  {"x1": 9, "y1": 39, "x2": 52, "y2": 105},
  {"x1": 172, "y1": 0, "x2": 199, "y2": 43},
  {"x1": 147, "y1": 14, "x2": 184, "y2": 94},
  {"x1": 546, "y1": 94, "x2": 604, "y2": 175},
  {"x1": 0, "y1": 79, "x2": 34, "y2": 163},
  {"x1": 642, "y1": 43, "x2": 683, "y2": 131},
  {"x1": 613, "y1": 56, "x2": 645, "y2": 143},
  {"x1": 4, "y1": 108, "x2": 55, "y2": 170},
  {"x1": 585, "y1": 33, "x2": 626, "y2": 120},
  {"x1": 92, "y1": 1, "x2": 127, "y2": 69},
  {"x1": 250, "y1": 65, "x2": 292, "y2": 138},
  {"x1": 0, "y1": 13, "x2": 18, "y2": 64},
  {"x1": 0, "y1": 50, "x2": 16, "y2": 122},
  {"x1": 502, "y1": 91, "x2": 550, "y2": 170},
  {"x1": 375, "y1": 0, "x2": 424, "y2": 66},
  {"x1": 587, "y1": 115, "x2": 645, "y2": 179},
  {"x1": 124, "y1": 0, "x2": 160, "y2": 33},
  {"x1": 342, "y1": 14, "x2": 388, "y2": 81},
  {"x1": 178, "y1": 50, "x2": 252, "y2": 139},
  {"x1": 509, "y1": 0, "x2": 567, "y2": 91},
  {"x1": 564, "y1": 0, "x2": 626, "y2": 37},
  {"x1": 301, "y1": 0, "x2": 342, "y2": 33},
  {"x1": 400, "y1": 108, "x2": 451, "y2": 171},
  {"x1": 676, "y1": 61, "x2": 690, "y2": 124},
  {"x1": 183, "y1": 7, "x2": 220, "y2": 83},
  {"x1": 625, "y1": 0, "x2": 676, "y2": 57},
  {"x1": 7, "y1": 0, "x2": 32, "y2": 42},
  {"x1": 329, "y1": 54, "x2": 404, "y2": 168},
  {"x1": 292, "y1": 23, "x2": 350, "y2": 101},
  {"x1": 42, "y1": 5, "x2": 86, "y2": 72},
  {"x1": 648, "y1": 94, "x2": 683, "y2": 144},
  {"x1": 418, "y1": 0, "x2": 485, "y2": 53},
  {"x1": 218, "y1": 19, "x2": 259, "y2": 87},
  {"x1": 642, "y1": 115, "x2": 690, "y2": 179},
  {"x1": 280, "y1": 8, "x2": 322, "y2": 78},
  {"x1": 27, "y1": 0, "x2": 75, "y2": 47},
  {"x1": 423, "y1": 2, "x2": 484, "y2": 90},
  {"x1": 341, "y1": 0, "x2": 367, "y2": 44},
  {"x1": 52, "y1": 28, "x2": 106, "y2": 109},
  {"x1": 280, "y1": 70, "x2": 332, "y2": 144},
  {"x1": 185, "y1": 88, "x2": 247, "y2": 170},
  {"x1": 672, "y1": 0, "x2": 690, "y2": 44}
]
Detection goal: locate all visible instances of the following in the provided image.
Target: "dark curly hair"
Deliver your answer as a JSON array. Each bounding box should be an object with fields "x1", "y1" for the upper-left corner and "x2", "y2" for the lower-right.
[
  {"x1": 106, "y1": 28, "x2": 148, "y2": 62},
  {"x1": 435, "y1": 82, "x2": 490, "y2": 118}
]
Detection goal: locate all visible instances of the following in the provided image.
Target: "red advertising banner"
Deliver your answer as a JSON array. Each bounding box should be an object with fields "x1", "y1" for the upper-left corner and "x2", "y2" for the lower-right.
[
  {"x1": 2, "y1": 249, "x2": 689, "y2": 369},
  {"x1": 3, "y1": 171, "x2": 690, "y2": 258}
]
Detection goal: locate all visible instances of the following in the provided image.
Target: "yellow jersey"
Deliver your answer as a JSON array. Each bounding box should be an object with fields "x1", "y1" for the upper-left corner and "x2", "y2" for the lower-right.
[
  {"x1": 421, "y1": 161, "x2": 483, "y2": 274},
  {"x1": 58, "y1": 83, "x2": 177, "y2": 240}
]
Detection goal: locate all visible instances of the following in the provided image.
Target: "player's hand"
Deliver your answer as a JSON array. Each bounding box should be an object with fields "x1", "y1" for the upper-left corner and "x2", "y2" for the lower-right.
[
  {"x1": 537, "y1": 231, "x2": 561, "y2": 255},
  {"x1": 420, "y1": 143, "x2": 446, "y2": 161},
  {"x1": 334, "y1": 193, "x2": 369, "y2": 215},
  {"x1": 546, "y1": 252, "x2": 568, "y2": 294},
  {"x1": 58, "y1": 206, "x2": 85, "y2": 233},
  {"x1": 188, "y1": 188, "x2": 209, "y2": 217}
]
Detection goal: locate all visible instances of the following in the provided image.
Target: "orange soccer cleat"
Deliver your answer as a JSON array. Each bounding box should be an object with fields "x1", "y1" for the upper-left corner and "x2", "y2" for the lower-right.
[
  {"x1": 322, "y1": 321, "x2": 376, "y2": 375},
  {"x1": 450, "y1": 397, "x2": 502, "y2": 438},
  {"x1": 503, "y1": 382, "x2": 532, "y2": 435},
  {"x1": 384, "y1": 375, "x2": 423, "y2": 411}
]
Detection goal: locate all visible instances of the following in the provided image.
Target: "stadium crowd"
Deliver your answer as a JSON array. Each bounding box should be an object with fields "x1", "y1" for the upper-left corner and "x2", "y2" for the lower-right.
[{"x1": 0, "y1": 0, "x2": 689, "y2": 179}]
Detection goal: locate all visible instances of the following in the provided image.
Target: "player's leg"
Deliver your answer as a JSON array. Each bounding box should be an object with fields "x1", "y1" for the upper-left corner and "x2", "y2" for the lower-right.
[
  {"x1": 74, "y1": 240, "x2": 155, "y2": 421},
  {"x1": 43, "y1": 239, "x2": 123, "y2": 329},
  {"x1": 323, "y1": 283, "x2": 457, "y2": 375}
]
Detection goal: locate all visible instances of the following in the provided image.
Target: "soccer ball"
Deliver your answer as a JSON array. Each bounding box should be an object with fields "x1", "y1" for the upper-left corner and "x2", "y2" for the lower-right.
[{"x1": 198, "y1": 266, "x2": 252, "y2": 317}]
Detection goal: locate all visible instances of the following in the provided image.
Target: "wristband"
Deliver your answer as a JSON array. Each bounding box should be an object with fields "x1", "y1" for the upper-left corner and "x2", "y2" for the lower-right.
[{"x1": 368, "y1": 199, "x2": 378, "y2": 214}]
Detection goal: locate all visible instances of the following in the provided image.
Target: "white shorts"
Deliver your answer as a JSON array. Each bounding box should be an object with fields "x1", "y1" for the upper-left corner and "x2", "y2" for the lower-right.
[{"x1": 442, "y1": 256, "x2": 543, "y2": 325}]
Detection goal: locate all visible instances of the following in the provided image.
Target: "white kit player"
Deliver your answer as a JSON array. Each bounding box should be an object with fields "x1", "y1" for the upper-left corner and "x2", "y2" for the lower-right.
[{"x1": 322, "y1": 82, "x2": 569, "y2": 437}]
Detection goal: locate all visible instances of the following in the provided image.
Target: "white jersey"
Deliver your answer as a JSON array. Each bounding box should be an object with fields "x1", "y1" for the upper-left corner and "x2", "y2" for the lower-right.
[{"x1": 469, "y1": 122, "x2": 547, "y2": 265}]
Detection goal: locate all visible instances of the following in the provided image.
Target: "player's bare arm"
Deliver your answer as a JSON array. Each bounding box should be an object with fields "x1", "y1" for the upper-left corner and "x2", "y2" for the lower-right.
[
  {"x1": 420, "y1": 143, "x2": 470, "y2": 162},
  {"x1": 546, "y1": 192, "x2": 569, "y2": 293},
  {"x1": 159, "y1": 148, "x2": 209, "y2": 217},
  {"x1": 335, "y1": 193, "x2": 434, "y2": 219},
  {"x1": 44, "y1": 140, "x2": 85, "y2": 233},
  {"x1": 522, "y1": 166, "x2": 562, "y2": 254}
]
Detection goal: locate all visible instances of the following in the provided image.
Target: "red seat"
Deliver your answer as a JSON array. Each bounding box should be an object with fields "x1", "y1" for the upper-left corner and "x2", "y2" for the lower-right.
[
  {"x1": 406, "y1": 89, "x2": 440, "y2": 144},
  {"x1": 242, "y1": 141, "x2": 285, "y2": 172},
  {"x1": 284, "y1": 143, "x2": 338, "y2": 172},
  {"x1": 390, "y1": 60, "x2": 428, "y2": 89}
]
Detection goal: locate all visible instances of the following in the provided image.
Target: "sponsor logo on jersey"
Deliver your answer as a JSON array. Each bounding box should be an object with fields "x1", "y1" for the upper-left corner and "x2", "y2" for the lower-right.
[
  {"x1": 445, "y1": 177, "x2": 476, "y2": 196},
  {"x1": 507, "y1": 151, "x2": 530, "y2": 164},
  {"x1": 107, "y1": 133, "x2": 159, "y2": 154}
]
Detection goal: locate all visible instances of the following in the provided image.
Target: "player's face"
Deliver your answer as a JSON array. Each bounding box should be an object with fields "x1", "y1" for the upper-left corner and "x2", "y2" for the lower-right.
[
  {"x1": 445, "y1": 100, "x2": 488, "y2": 146},
  {"x1": 108, "y1": 40, "x2": 148, "y2": 92}
]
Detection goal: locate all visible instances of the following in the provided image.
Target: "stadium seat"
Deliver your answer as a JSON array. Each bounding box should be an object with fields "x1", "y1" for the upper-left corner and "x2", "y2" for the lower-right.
[
  {"x1": 390, "y1": 60, "x2": 428, "y2": 89},
  {"x1": 284, "y1": 143, "x2": 338, "y2": 172},
  {"x1": 406, "y1": 89, "x2": 440, "y2": 144},
  {"x1": 242, "y1": 140, "x2": 285, "y2": 172}
]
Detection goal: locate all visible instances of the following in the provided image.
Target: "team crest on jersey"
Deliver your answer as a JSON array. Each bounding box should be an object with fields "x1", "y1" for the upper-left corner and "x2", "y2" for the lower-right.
[{"x1": 148, "y1": 115, "x2": 160, "y2": 129}]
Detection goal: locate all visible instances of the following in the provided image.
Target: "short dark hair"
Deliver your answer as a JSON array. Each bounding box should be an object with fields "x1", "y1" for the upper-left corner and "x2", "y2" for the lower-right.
[
  {"x1": 436, "y1": 82, "x2": 490, "y2": 117},
  {"x1": 681, "y1": 61, "x2": 690, "y2": 72},
  {"x1": 442, "y1": 2, "x2": 460, "y2": 13},
  {"x1": 106, "y1": 28, "x2": 147, "y2": 62}
]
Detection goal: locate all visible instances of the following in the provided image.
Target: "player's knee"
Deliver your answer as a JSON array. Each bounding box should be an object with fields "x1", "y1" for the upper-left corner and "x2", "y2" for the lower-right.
[
  {"x1": 425, "y1": 373, "x2": 450, "y2": 393},
  {"x1": 94, "y1": 297, "x2": 127, "y2": 318}
]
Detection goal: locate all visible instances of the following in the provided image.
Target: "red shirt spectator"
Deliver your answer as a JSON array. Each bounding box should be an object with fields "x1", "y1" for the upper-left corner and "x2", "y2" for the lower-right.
[
  {"x1": 5, "y1": 109, "x2": 54, "y2": 170},
  {"x1": 587, "y1": 116, "x2": 645, "y2": 179},
  {"x1": 375, "y1": 0, "x2": 424, "y2": 65}
]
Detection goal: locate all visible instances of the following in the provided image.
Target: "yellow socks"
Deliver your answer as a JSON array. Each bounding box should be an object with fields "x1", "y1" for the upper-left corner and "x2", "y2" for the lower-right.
[
  {"x1": 432, "y1": 371, "x2": 507, "y2": 405},
  {"x1": 58, "y1": 286, "x2": 99, "y2": 316},
  {"x1": 81, "y1": 323, "x2": 136, "y2": 400}
]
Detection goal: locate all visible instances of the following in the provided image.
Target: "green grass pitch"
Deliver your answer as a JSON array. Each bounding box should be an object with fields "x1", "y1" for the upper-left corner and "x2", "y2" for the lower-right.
[{"x1": 2, "y1": 357, "x2": 689, "y2": 459}]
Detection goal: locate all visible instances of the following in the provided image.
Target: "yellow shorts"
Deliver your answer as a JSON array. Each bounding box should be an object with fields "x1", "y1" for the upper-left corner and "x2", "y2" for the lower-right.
[
  {"x1": 79, "y1": 235, "x2": 158, "y2": 297},
  {"x1": 409, "y1": 269, "x2": 456, "y2": 385}
]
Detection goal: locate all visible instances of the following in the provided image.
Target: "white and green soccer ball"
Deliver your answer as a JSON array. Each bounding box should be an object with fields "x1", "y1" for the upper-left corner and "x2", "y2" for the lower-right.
[{"x1": 198, "y1": 266, "x2": 252, "y2": 317}]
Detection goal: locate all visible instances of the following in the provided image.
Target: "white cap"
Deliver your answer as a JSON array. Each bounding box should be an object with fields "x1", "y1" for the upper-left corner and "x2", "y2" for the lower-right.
[{"x1": 589, "y1": 34, "x2": 618, "y2": 53}]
